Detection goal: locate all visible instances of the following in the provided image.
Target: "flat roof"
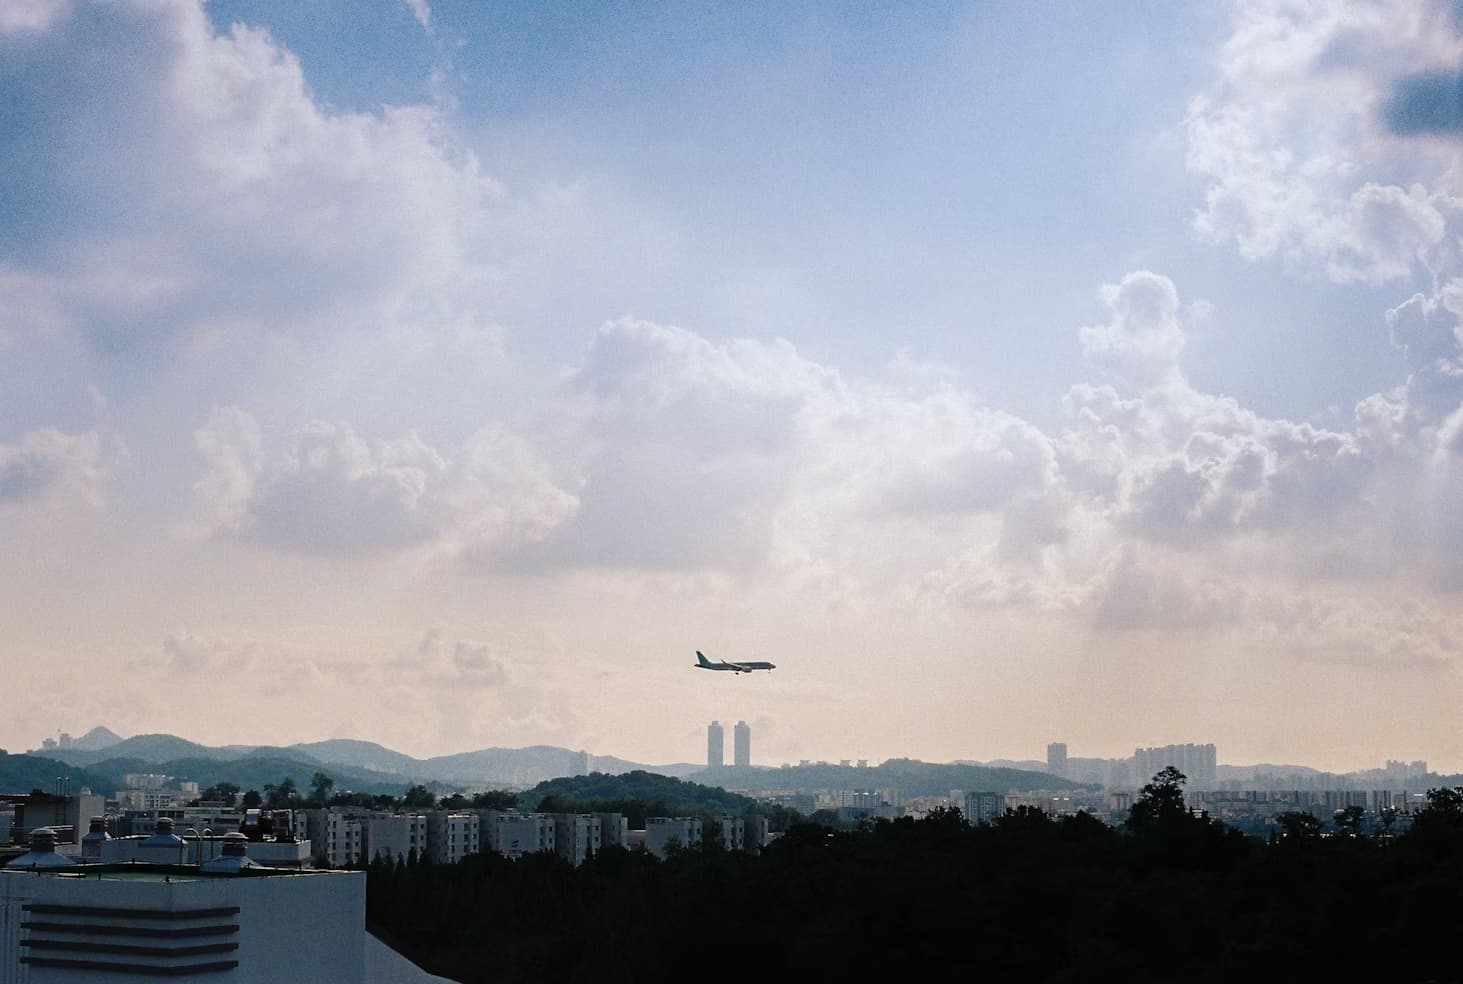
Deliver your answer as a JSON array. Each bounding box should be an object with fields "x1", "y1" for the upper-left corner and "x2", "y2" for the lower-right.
[{"x1": 1, "y1": 863, "x2": 338, "y2": 882}]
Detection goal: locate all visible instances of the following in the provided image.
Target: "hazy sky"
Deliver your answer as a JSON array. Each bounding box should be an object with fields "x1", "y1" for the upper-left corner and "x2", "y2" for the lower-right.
[{"x1": 3, "y1": 0, "x2": 1462, "y2": 773}]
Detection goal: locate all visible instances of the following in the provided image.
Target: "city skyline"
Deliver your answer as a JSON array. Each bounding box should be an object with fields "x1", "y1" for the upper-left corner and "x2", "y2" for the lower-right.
[{"x1": 3, "y1": 2, "x2": 1463, "y2": 772}]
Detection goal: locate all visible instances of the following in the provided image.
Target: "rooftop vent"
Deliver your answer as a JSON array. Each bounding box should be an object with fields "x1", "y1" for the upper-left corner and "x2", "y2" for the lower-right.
[
  {"x1": 5, "y1": 827, "x2": 74, "y2": 869},
  {"x1": 201, "y1": 831, "x2": 261, "y2": 874}
]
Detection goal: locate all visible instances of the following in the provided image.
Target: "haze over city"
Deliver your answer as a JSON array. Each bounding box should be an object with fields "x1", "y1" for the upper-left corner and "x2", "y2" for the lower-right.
[{"x1": 3, "y1": 1, "x2": 1462, "y2": 773}]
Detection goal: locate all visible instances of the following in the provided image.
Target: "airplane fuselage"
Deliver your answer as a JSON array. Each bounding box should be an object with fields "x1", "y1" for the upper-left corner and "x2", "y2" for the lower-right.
[{"x1": 695, "y1": 650, "x2": 775, "y2": 673}]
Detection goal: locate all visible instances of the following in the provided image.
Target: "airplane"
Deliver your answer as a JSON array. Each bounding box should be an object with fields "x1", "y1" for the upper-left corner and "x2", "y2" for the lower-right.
[{"x1": 695, "y1": 650, "x2": 776, "y2": 674}]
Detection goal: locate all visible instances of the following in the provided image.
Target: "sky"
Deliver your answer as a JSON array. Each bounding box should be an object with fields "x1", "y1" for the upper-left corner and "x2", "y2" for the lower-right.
[{"x1": 2, "y1": 0, "x2": 1463, "y2": 774}]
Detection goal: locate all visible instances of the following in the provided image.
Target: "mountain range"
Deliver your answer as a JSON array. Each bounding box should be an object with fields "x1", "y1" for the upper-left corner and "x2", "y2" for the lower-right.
[
  {"x1": 20, "y1": 729, "x2": 1083, "y2": 800},
  {"x1": 28, "y1": 730, "x2": 704, "y2": 790}
]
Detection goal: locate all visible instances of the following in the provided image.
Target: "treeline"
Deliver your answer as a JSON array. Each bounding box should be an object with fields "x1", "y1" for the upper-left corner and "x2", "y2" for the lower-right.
[
  {"x1": 0, "y1": 751, "x2": 106, "y2": 797},
  {"x1": 367, "y1": 771, "x2": 1463, "y2": 983},
  {"x1": 202, "y1": 769, "x2": 764, "y2": 824},
  {"x1": 524, "y1": 770, "x2": 793, "y2": 829}
]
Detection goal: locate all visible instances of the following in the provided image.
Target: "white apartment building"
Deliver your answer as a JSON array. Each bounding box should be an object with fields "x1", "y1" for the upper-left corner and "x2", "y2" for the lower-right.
[
  {"x1": 596, "y1": 813, "x2": 629, "y2": 851},
  {"x1": 644, "y1": 818, "x2": 702, "y2": 859},
  {"x1": 552, "y1": 814, "x2": 601, "y2": 866},
  {"x1": 480, "y1": 811, "x2": 555, "y2": 860},
  {"x1": 743, "y1": 814, "x2": 769, "y2": 853},
  {"x1": 716, "y1": 816, "x2": 745, "y2": 852},
  {"x1": 365, "y1": 815, "x2": 427, "y2": 865},
  {"x1": 426, "y1": 811, "x2": 480, "y2": 865},
  {"x1": 964, "y1": 791, "x2": 1007, "y2": 826},
  {"x1": 306, "y1": 808, "x2": 365, "y2": 868}
]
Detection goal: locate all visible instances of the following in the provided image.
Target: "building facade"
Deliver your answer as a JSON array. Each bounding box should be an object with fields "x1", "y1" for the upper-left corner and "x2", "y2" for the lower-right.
[
  {"x1": 708, "y1": 721, "x2": 724, "y2": 769},
  {"x1": 964, "y1": 791, "x2": 1007, "y2": 826},
  {"x1": 552, "y1": 814, "x2": 602, "y2": 866},
  {"x1": 426, "y1": 811, "x2": 480, "y2": 865},
  {"x1": 644, "y1": 818, "x2": 702, "y2": 859},
  {"x1": 365, "y1": 815, "x2": 427, "y2": 865},
  {"x1": 1, "y1": 858, "x2": 365, "y2": 982},
  {"x1": 480, "y1": 811, "x2": 555, "y2": 860},
  {"x1": 734, "y1": 721, "x2": 751, "y2": 768}
]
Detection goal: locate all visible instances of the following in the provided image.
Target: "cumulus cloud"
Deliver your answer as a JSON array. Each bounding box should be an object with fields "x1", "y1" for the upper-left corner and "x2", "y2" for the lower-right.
[
  {"x1": 0, "y1": 428, "x2": 104, "y2": 507},
  {"x1": 1185, "y1": 0, "x2": 1463, "y2": 284},
  {"x1": 193, "y1": 406, "x2": 262, "y2": 533},
  {"x1": 192, "y1": 408, "x2": 576, "y2": 559},
  {"x1": 0, "y1": 0, "x2": 515, "y2": 368},
  {"x1": 0, "y1": 0, "x2": 70, "y2": 34},
  {"x1": 398, "y1": 629, "x2": 508, "y2": 691},
  {"x1": 1078, "y1": 271, "x2": 1186, "y2": 390},
  {"x1": 508, "y1": 318, "x2": 824, "y2": 572}
]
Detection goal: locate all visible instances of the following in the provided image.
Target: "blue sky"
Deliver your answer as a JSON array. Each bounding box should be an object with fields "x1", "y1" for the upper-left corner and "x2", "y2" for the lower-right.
[{"x1": 2, "y1": 0, "x2": 1461, "y2": 773}]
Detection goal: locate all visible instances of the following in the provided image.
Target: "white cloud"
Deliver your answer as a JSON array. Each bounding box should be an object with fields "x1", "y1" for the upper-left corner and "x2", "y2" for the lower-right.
[
  {"x1": 1186, "y1": 0, "x2": 1463, "y2": 284},
  {"x1": 0, "y1": 0, "x2": 69, "y2": 34},
  {"x1": 193, "y1": 406, "x2": 262, "y2": 533},
  {"x1": 192, "y1": 409, "x2": 576, "y2": 559},
  {"x1": 0, "y1": 428, "x2": 104, "y2": 508},
  {"x1": 1078, "y1": 271, "x2": 1186, "y2": 390},
  {"x1": 402, "y1": 0, "x2": 432, "y2": 36}
]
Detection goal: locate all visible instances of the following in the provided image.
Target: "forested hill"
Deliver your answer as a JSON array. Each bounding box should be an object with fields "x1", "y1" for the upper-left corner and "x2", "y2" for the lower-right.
[
  {"x1": 525, "y1": 771, "x2": 760, "y2": 825},
  {"x1": 698, "y1": 758, "x2": 1087, "y2": 797},
  {"x1": 0, "y1": 751, "x2": 108, "y2": 796}
]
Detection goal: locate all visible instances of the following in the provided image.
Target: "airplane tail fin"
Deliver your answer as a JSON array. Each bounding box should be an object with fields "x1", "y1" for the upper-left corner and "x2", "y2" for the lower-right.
[{"x1": 696, "y1": 651, "x2": 710, "y2": 666}]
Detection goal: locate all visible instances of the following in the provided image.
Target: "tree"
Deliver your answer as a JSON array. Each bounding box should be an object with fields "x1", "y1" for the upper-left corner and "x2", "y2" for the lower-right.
[
  {"x1": 472, "y1": 789, "x2": 518, "y2": 810},
  {"x1": 309, "y1": 772, "x2": 335, "y2": 808},
  {"x1": 403, "y1": 784, "x2": 436, "y2": 809},
  {"x1": 1407, "y1": 785, "x2": 1463, "y2": 842},
  {"x1": 1332, "y1": 805, "x2": 1365, "y2": 838},
  {"x1": 1275, "y1": 810, "x2": 1322, "y2": 841},
  {"x1": 1126, "y1": 767, "x2": 1190, "y2": 830},
  {"x1": 242, "y1": 789, "x2": 262, "y2": 808},
  {"x1": 195, "y1": 782, "x2": 240, "y2": 807},
  {"x1": 263, "y1": 777, "x2": 299, "y2": 809}
]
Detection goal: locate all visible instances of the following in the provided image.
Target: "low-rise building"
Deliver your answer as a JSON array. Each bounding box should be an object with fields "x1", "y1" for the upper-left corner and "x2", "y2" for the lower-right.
[
  {"x1": 596, "y1": 812, "x2": 629, "y2": 851},
  {"x1": 644, "y1": 818, "x2": 702, "y2": 859},
  {"x1": 305, "y1": 808, "x2": 365, "y2": 868},
  {"x1": 479, "y1": 811, "x2": 555, "y2": 860},
  {"x1": 964, "y1": 791, "x2": 1007, "y2": 826},
  {"x1": 365, "y1": 814, "x2": 427, "y2": 865},
  {"x1": 552, "y1": 814, "x2": 601, "y2": 866},
  {"x1": 426, "y1": 811, "x2": 480, "y2": 865}
]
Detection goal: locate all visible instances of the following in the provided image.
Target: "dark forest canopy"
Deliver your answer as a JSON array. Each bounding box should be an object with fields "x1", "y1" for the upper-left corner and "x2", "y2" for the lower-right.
[
  {"x1": 697, "y1": 757, "x2": 1089, "y2": 796},
  {"x1": 369, "y1": 781, "x2": 1463, "y2": 983},
  {"x1": 525, "y1": 771, "x2": 764, "y2": 827},
  {"x1": 0, "y1": 751, "x2": 106, "y2": 797}
]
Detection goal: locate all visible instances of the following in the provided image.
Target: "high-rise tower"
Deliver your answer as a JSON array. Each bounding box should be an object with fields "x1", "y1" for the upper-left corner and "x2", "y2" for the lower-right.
[
  {"x1": 734, "y1": 720, "x2": 750, "y2": 768},
  {"x1": 707, "y1": 720, "x2": 724, "y2": 769},
  {"x1": 1047, "y1": 742, "x2": 1068, "y2": 778}
]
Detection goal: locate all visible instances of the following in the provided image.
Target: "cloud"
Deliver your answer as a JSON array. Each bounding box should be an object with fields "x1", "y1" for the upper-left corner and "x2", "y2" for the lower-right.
[
  {"x1": 0, "y1": 0, "x2": 69, "y2": 34},
  {"x1": 1091, "y1": 548, "x2": 1247, "y2": 632},
  {"x1": 193, "y1": 406, "x2": 262, "y2": 533},
  {"x1": 1185, "y1": 0, "x2": 1463, "y2": 284},
  {"x1": 192, "y1": 408, "x2": 577, "y2": 559},
  {"x1": 1078, "y1": 271, "x2": 1186, "y2": 390},
  {"x1": 0, "y1": 0, "x2": 511, "y2": 365},
  {"x1": 402, "y1": 0, "x2": 432, "y2": 36},
  {"x1": 0, "y1": 428, "x2": 104, "y2": 507},
  {"x1": 399, "y1": 630, "x2": 508, "y2": 691},
  {"x1": 505, "y1": 317, "x2": 824, "y2": 572}
]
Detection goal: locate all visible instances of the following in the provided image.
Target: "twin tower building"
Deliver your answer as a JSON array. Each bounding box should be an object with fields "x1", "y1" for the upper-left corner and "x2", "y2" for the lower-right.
[{"x1": 708, "y1": 720, "x2": 751, "y2": 769}]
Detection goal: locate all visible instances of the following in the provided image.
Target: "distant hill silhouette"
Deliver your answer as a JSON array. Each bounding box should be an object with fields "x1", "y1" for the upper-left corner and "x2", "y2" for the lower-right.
[
  {"x1": 0, "y1": 750, "x2": 108, "y2": 797},
  {"x1": 695, "y1": 758, "x2": 1092, "y2": 797},
  {"x1": 23, "y1": 729, "x2": 1087, "y2": 799},
  {"x1": 70, "y1": 726, "x2": 124, "y2": 751}
]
